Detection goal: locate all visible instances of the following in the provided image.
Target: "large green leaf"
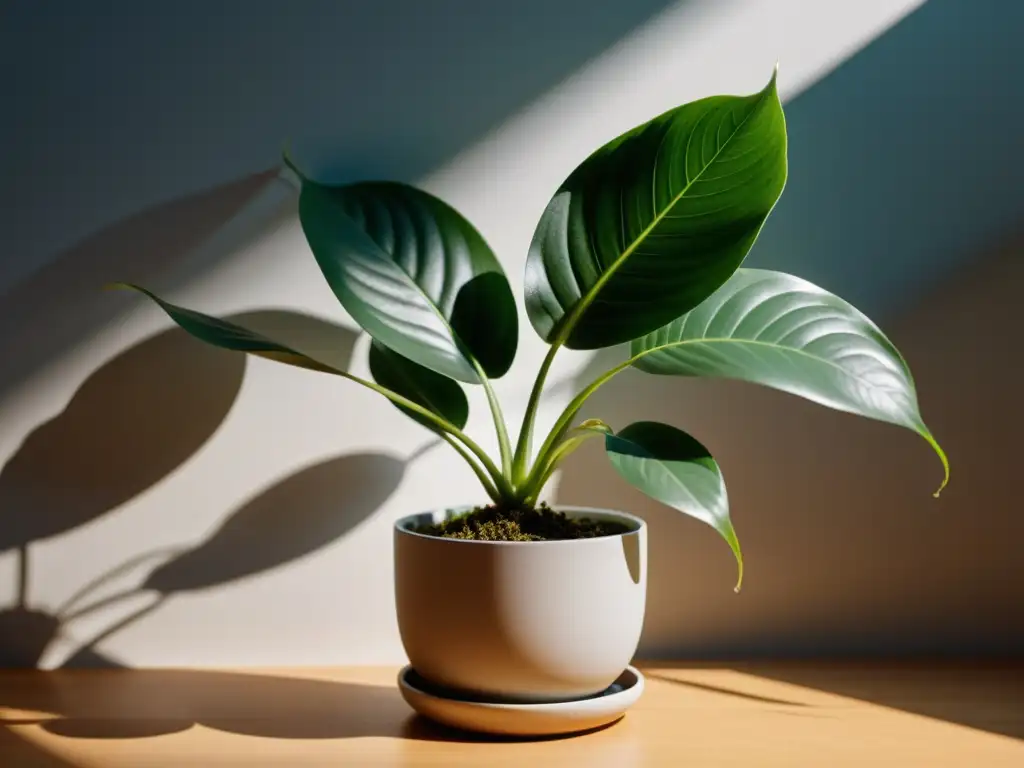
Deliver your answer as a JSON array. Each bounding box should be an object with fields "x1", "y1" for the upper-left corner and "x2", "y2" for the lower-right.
[
  {"x1": 368, "y1": 341, "x2": 468, "y2": 433},
  {"x1": 605, "y1": 421, "x2": 741, "y2": 591},
  {"x1": 631, "y1": 268, "x2": 949, "y2": 493},
  {"x1": 298, "y1": 180, "x2": 518, "y2": 383},
  {"x1": 525, "y1": 70, "x2": 787, "y2": 350}
]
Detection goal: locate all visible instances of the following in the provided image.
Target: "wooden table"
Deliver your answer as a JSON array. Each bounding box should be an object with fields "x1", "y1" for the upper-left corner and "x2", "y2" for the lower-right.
[{"x1": 1, "y1": 663, "x2": 1021, "y2": 766}]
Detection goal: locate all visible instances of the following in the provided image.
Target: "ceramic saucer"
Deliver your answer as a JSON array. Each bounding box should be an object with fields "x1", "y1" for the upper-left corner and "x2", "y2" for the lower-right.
[{"x1": 397, "y1": 665, "x2": 644, "y2": 737}]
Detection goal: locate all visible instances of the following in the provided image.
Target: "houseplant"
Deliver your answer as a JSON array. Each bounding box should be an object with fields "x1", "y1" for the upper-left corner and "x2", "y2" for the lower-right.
[{"x1": 115, "y1": 69, "x2": 947, "y2": 705}]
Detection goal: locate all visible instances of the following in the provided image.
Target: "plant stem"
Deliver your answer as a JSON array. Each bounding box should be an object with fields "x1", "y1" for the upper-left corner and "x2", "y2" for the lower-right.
[
  {"x1": 524, "y1": 357, "x2": 633, "y2": 490},
  {"x1": 473, "y1": 361, "x2": 514, "y2": 478},
  {"x1": 512, "y1": 340, "x2": 563, "y2": 486},
  {"x1": 340, "y1": 371, "x2": 511, "y2": 495},
  {"x1": 519, "y1": 429, "x2": 604, "y2": 502},
  {"x1": 16, "y1": 542, "x2": 28, "y2": 610}
]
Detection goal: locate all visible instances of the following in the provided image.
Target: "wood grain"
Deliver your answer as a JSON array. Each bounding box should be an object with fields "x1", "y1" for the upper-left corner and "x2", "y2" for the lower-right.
[{"x1": 1, "y1": 663, "x2": 1021, "y2": 766}]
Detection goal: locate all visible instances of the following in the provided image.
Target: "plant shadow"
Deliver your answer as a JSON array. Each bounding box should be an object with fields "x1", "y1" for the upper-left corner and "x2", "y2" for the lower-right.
[
  {"x1": 0, "y1": 727, "x2": 78, "y2": 767},
  {"x1": 0, "y1": 309, "x2": 421, "y2": 671},
  {"x1": 735, "y1": 661, "x2": 1024, "y2": 741},
  {"x1": 0, "y1": 171, "x2": 289, "y2": 405},
  {"x1": 0, "y1": 668, "x2": 605, "y2": 743},
  {"x1": 0, "y1": 668, "x2": 640, "y2": 763},
  {"x1": 0, "y1": 321, "x2": 248, "y2": 667},
  {"x1": 0, "y1": 326, "x2": 248, "y2": 557},
  {"x1": 141, "y1": 449, "x2": 407, "y2": 596},
  {"x1": 642, "y1": 671, "x2": 806, "y2": 707}
]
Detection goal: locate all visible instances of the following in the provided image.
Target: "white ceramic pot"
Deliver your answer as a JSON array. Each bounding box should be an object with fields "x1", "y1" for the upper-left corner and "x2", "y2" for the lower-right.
[{"x1": 394, "y1": 506, "x2": 647, "y2": 703}]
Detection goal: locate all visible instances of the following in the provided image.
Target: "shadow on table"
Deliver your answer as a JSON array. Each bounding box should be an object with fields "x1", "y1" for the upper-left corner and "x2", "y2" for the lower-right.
[
  {"x1": 736, "y1": 660, "x2": 1024, "y2": 742},
  {"x1": 0, "y1": 668, "x2": 617, "y2": 745},
  {"x1": 643, "y1": 661, "x2": 1024, "y2": 741},
  {"x1": 642, "y1": 670, "x2": 807, "y2": 708},
  {"x1": 0, "y1": 727, "x2": 78, "y2": 767}
]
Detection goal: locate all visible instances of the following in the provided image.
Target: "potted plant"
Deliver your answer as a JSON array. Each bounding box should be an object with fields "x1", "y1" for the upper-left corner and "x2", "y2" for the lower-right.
[{"x1": 115, "y1": 69, "x2": 947, "y2": 725}]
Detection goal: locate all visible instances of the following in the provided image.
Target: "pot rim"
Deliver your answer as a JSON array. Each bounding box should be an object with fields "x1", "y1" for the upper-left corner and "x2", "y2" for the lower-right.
[{"x1": 394, "y1": 504, "x2": 646, "y2": 546}]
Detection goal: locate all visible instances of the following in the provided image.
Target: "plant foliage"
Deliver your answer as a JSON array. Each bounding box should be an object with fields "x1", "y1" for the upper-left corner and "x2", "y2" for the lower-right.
[{"x1": 114, "y1": 69, "x2": 947, "y2": 590}]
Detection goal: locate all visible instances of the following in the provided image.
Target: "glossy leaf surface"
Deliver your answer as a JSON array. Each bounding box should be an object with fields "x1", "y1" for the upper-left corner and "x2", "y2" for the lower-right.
[
  {"x1": 525, "y1": 71, "x2": 787, "y2": 349},
  {"x1": 299, "y1": 181, "x2": 517, "y2": 383},
  {"x1": 630, "y1": 269, "x2": 948, "y2": 492},
  {"x1": 368, "y1": 341, "x2": 469, "y2": 432},
  {"x1": 605, "y1": 421, "x2": 741, "y2": 590}
]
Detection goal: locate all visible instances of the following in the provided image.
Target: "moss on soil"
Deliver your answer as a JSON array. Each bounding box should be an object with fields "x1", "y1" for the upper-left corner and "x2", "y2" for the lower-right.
[{"x1": 416, "y1": 502, "x2": 631, "y2": 541}]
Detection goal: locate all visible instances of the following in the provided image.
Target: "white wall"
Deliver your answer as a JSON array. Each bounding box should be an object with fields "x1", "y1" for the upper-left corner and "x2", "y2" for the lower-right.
[{"x1": 0, "y1": 0, "x2": 942, "y2": 668}]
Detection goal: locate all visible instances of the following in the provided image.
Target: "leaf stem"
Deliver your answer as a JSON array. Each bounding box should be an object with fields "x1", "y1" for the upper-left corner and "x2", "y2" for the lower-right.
[
  {"x1": 472, "y1": 361, "x2": 514, "y2": 479},
  {"x1": 512, "y1": 340, "x2": 563, "y2": 486},
  {"x1": 351, "y1": 372, "x2": 513, "y2": 496},
  {"x1": 524, "y1": 357, "x2": 633, "y2": 490},
  {"x1": 519, "y1": 429, "x2": 604, "y2": 503}
]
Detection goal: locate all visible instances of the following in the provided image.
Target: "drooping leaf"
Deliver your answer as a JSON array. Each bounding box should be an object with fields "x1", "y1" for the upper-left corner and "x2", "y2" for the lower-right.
[
  {"x1": 525, "y1": 70, "x2": 787, "y2": 350},
  {"x1": 368, "y1": 341, "x2": 468, "y2": 432},
  {"x1": 630, "y1": 268, "x2": 949, "y2": 494},
  {"x1": 113, "y1": 284, "x2": 349, "y2": 375},
  {"x1": 605, "y1": 421, "x2": 741, "y2": 590},
  {"x1": 298, "y1": 180, "x2": 518, "y2": 383},
  {"x1": 112, "y1": 285, "x2": 466, "y2": 438}
]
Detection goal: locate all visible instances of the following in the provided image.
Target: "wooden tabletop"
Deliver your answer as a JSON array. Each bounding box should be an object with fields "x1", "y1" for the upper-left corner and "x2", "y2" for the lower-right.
[{"x1": 1, "y1": 662, "x2": 1021, "y2": 766}]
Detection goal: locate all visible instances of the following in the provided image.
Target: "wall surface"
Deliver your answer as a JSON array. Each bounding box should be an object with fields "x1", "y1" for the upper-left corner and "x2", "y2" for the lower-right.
[{"x1": 3, "y1": 0, "x2": 1019, "y2": 669}]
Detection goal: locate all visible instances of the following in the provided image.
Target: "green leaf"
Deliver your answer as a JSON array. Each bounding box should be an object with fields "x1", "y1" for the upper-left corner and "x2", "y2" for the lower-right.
[
  {"x1": 112, "y1": 283, "x2": 511, "y2": 496},
  {"x1": 298, "y1": 180, "x2": 518, "y2": 383},
  {"x1": 605, "y1": 421, "x2": 741, "y2": 591},
  {"x1": 112, "y1": 284, "x2": 349, "y2": 376},
  {"x1": 368, "y1": 341, "x2": 469, "y2": 433},
  {"x1": 111, "y1": 283, "x2": 471, "y2": 443},
  {"x1": 525, "y1": 69, "x2": 787, "y2": 350},
  {"x1": 631, "y1": 268, "x2": 949, "y2": 495}
]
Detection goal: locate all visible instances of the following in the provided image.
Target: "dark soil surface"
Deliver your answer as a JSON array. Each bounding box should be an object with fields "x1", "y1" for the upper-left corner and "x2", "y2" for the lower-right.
[{"x1": 415, "y1": 502, "x2": 631, "y2": 541}]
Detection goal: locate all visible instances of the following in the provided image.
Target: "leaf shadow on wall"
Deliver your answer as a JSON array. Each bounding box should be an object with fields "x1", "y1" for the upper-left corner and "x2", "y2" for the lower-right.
[
  {"x1": 55, "y1": 446, "x2": 416, "y2": 670},
  {"x1": 0, "y1": 309, "x2": 416, "y2": 673},
  {"x1": 0, "y1": 170, "x2": 290, "y2": 406},
  {"x1": 0, "y1": 322, "x2": 248, "y2": 667}
]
